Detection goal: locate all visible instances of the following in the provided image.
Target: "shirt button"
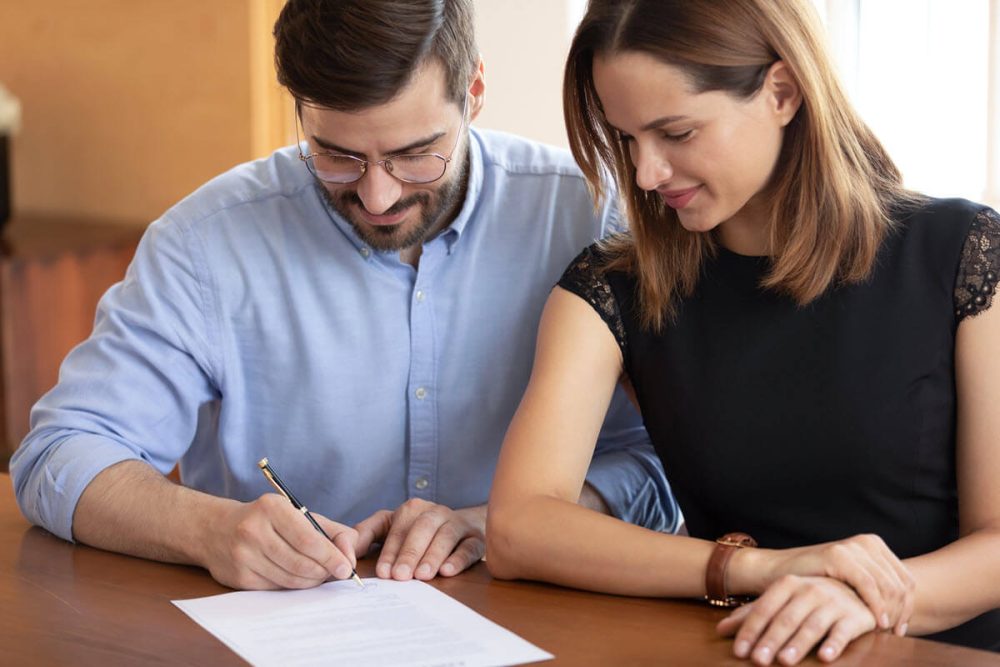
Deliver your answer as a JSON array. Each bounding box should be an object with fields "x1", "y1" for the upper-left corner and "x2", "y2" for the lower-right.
[
  {"x1": 414, "y1": 387, "x2": 427, "y2": 400},
  {"x1": 415, "y1": 290, "x2": 425, "y2": 302},
  {"x1": 414, "y1": 476, "x2": 429, "y2": 490},
  {"x1": 360, "y1": 247, "x2": 371, "y2": 258}
]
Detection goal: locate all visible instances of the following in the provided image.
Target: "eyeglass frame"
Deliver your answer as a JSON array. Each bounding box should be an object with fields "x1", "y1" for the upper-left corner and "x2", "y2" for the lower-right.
[{"x1": 295, "y1": 94, "x2": 469, "y2": 185}]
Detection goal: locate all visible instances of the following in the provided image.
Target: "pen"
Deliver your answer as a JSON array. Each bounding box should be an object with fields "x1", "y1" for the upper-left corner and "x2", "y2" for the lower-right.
[{"x1": 257, "y1": 457, "x2": 364, "y2": 588}]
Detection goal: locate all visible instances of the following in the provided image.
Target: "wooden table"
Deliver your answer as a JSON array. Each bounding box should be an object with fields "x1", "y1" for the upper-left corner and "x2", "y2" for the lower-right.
[{"x1": 0, "y1": 475, "x2": 996, "y2": 666}]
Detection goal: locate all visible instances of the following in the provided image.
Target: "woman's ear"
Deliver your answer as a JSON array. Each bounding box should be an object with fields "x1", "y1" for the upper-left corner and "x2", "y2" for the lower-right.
[{"x1": 764, "y1": 60, "x2": 802, "y2": 127}]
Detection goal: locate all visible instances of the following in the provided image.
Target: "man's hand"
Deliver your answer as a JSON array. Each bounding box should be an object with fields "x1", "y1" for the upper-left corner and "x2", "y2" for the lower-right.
[
  {"x1": 354, "y1": 499, "x2": 486, "y2": 581},
  {"x1": 198, "y1": 493, "x2": 361, "y2": 590}
]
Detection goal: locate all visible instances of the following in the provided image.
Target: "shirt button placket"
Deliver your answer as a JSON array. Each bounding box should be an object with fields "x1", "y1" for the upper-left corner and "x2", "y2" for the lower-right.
[{"x1": 408, "y1": 270, "x2": 437, "y2": 501}]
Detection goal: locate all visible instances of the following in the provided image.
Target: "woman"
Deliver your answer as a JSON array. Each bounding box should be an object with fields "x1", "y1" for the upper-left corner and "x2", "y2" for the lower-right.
[{"x1": 486, "y1": 0, "x2": 1000, "y2": 663}]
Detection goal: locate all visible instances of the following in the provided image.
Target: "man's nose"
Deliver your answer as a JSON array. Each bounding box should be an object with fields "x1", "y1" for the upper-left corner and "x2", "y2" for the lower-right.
[{"x1": 355, "y1": 162, "x2": 403, "y2": 215}]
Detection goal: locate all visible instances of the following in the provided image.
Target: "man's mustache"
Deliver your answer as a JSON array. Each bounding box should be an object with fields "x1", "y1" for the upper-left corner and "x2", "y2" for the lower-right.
[{"x1": 339, "y1": 191, "x2": 431, "y2": 217}]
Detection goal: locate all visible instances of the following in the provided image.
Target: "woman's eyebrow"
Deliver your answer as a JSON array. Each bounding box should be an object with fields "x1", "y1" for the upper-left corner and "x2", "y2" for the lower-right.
[{"x1": 641, "y1": 114, "x2": 690, "y2": 131}]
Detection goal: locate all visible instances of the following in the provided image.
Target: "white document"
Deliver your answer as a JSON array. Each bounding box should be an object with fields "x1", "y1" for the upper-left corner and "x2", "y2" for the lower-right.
[{"x1": 173, "y1": 578, "x2": 553, "y2": 667}]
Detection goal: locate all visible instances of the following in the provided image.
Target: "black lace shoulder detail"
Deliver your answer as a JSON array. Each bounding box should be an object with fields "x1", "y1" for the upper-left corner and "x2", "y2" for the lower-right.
[
  {"x1": 955, "y1": 207, "x2": 1000, "y2": 321},
  {"x1": 557, "y1": 245, "x2": 627, "y2": 357}
]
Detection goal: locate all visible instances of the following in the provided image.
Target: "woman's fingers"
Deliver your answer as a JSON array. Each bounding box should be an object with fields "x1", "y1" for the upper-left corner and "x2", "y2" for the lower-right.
[
  {"x1": 718, "y1": 576, "x2": 877, "y2": 666},
  {"x1": 768, "y1": 534, "x2": 915, "y2": 632}
]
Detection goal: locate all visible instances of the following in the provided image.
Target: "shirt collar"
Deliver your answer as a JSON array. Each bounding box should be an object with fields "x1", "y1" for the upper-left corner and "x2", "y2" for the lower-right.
[{"x1": 442, "y1": 126, "x2": 484, "y2": 246}]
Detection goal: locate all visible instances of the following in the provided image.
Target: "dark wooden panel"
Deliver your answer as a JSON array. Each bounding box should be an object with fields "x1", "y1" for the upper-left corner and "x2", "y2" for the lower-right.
[{"x1": 0, "y1": 217, "x2": 142, "y2": 464}]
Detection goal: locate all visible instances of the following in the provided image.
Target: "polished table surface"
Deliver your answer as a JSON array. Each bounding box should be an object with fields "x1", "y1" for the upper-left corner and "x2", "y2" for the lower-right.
[{"x1": 1, "y1": 474, "x2": 998, "y2": 666}]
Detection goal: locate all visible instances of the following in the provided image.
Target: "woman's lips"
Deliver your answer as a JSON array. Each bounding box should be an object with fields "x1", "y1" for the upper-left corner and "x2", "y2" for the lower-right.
[{"x1": 660, "y1": 186, "x2": 701, "y2": 210}]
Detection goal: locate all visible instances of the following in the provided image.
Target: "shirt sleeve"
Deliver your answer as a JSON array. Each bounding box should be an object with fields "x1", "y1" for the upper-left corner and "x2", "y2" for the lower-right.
[
  {"x1": 10, "y1": 216, "x2": 220, "y2": 542},
  {"x1": 955, "y1": 206, "x2": 1000, "y2": 321}
]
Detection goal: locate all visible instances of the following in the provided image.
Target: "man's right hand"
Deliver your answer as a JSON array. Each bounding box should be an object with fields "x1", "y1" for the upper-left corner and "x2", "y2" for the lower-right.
[
  {"x1": 71, "y1": 461, "x2": 360, "y2": 591},
  {"x1": 198, "y1": 493, "x2": 361, "y2": 590}
]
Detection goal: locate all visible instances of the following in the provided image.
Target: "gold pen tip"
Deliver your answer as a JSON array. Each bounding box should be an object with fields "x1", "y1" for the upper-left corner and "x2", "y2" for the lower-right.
[
  {"x1": 258, "y1": 457, "x2": 269, "y2": 468},
  {"x1": 352, "y1": 572, "x2": 365, "y2": 588}
]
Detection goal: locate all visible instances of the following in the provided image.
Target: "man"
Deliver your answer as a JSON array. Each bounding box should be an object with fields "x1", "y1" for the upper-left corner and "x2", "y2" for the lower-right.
[{"x1": 12, "y1": 0, "x2": 677, "y2": 590}]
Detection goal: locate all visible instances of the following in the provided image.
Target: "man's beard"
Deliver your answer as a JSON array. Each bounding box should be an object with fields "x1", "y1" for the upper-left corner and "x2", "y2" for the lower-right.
[{"x1": 317, "y1": 151, "x2": 468, "y2": 253}]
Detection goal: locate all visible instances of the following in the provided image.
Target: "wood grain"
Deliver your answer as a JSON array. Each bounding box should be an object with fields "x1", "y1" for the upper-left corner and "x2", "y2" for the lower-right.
[{"x1": 0, "y1": 474, "x2": 996, "y2": 666}]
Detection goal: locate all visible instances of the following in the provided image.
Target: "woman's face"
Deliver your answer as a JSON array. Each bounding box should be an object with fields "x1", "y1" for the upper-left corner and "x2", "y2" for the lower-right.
[{"x1": 592, "y1": 51, "x2": 799, "y2": 251}]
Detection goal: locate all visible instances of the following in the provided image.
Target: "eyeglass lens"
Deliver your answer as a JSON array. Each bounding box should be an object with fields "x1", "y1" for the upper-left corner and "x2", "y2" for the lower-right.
[{"x1": 308, "y1": 154, "x2": 447, "y2": 185}]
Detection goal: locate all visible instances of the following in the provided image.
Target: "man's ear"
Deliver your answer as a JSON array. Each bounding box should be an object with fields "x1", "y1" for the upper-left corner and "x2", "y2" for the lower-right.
[
  {"x1": 764, "y1": 60, "x2": 802, "y2": 127},
  {"x1": 468, "y1": 56, "x2": 486, "y2": 121}
]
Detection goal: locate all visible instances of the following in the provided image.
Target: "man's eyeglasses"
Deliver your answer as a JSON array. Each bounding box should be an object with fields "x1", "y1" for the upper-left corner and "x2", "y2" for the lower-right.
[{"x1": 296, "y1": 96, "x2": 468, "y2": 185}]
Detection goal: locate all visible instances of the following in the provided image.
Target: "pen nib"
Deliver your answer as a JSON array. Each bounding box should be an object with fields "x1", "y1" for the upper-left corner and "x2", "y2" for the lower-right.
[{"x1": 352, "y1": 571, "x2": 365, "y2": 588}]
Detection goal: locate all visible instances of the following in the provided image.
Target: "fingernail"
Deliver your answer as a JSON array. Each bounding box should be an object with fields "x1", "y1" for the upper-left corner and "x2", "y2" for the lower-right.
[
  {"x1": 820, "y1": 645, "x2": 836, "y2": 661},
  {"x1": 376, "y1": 562, "x2": 391, "y2": 578},
  {"x1": 780, "y1": 647, "x2": 797, "y2": 664},
  {"x1": 440, "y1": 563, "x2": 455, "y2": 576},
  {"x1": 394, "y1": 564, "x2": 412, "y2": 580},
  {"x1": 880, "y1": 613, "x2": 890, "y2": 629},
  {"x1": 734, "y1": 640, "x2": 751, "y2": 658},
  {"x1": 415, "y1": 563, "x2": 431, "y2": 579},
  {"x1": 898, "y1": 623, "x2": 908, "y2": 637},
  {"x1": 335, "y1": 564, "x2": 351, "y2": 579},
  {"x1": 754, "y1": 645, "x2": 772, "y2": 664}
]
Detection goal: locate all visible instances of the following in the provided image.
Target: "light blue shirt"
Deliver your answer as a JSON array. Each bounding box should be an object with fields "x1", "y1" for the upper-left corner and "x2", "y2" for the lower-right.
[{"x1": 12, "y1": 128, "x2": 679, "y2": 541}]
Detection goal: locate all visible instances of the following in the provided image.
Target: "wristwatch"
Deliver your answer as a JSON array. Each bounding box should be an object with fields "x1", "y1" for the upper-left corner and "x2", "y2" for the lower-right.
[{"x1": 705, "y1": 532, "x2": 757, "y2": 607}]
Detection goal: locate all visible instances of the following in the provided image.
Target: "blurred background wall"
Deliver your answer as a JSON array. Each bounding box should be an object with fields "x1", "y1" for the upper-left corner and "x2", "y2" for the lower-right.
[
  {"x1": 0, "y1": 0, "x2": 583, "y2": 227},
  {"x1": 0, "y1": 0, "x2": 287, "y2": 225},
  {"x1": 1, "y1": 0, "x2": 997, "y2": 227}
]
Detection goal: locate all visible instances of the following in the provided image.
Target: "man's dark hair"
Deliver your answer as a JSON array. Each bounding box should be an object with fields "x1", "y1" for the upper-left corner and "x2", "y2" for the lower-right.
[{"x1": 274, "y1": 0, "x2": 478, "y2": 110}]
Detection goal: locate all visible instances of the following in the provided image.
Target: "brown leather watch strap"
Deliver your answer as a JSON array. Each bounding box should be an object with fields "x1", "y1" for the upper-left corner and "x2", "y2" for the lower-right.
[{"x1": 705, "y1": 532, "x2": 757, "y2": 607}]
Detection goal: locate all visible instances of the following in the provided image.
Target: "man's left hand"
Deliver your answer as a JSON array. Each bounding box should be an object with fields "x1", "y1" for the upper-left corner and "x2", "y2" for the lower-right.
[{"x1": 354, "y1": 499, "x2": 486, "y2": 581}]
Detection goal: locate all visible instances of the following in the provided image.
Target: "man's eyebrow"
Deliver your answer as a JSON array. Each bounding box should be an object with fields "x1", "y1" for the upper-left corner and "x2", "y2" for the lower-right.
[
  {"x1": 310, "y1": 131, "x2": 447, "y2": 157},
  {"x1": 640, "y1": 115, "x2": 689, "y2": 131}
]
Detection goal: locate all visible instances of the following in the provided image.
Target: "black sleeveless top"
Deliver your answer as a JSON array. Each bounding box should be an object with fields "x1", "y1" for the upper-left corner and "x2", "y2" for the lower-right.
[{"x1": 559, "y1": 198, "x2": 1000, "y2": 650}]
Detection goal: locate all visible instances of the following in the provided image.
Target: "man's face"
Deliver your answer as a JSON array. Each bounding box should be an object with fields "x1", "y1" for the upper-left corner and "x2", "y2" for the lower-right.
[{"x1": 298, "y1": 61, "x2": 472, "y2": 252}]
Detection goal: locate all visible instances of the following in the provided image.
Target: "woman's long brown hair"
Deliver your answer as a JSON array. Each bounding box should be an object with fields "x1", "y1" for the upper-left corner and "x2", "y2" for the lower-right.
[{"x1": 564, "y1": 0, "x2": 921, "y2": 330}]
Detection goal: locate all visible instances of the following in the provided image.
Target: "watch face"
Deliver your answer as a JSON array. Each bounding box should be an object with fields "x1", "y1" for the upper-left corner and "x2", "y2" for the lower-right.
[{"x1": 718, "y1": 532, "x2": 757, "y2": 548}]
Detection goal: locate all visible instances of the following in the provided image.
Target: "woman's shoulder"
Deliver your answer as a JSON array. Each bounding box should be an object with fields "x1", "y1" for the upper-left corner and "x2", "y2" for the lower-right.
[
  {"x1": 888, "y1": 196, "x2": 996, "y2": 266},
  {"x1": 562, "y1": 232, "x2": 633, "y2": 278},
  {"x1": 558, "y1": 233, "x2": 632, "y2": 304},
  {"x1": 891, "y1": 196, "x2": 1000, "y2": 320},
  {"x1": 893, "y1": 196, "x2": 995, "y2": 235},
  {"x1": 556, "y1": 233, "x2": 634, "y2": 355}
]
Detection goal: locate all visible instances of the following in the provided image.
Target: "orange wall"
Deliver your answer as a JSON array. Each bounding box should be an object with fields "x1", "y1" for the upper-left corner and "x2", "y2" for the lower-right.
[{"x1": 0, "y1": 2, "x2": 288, "y2": 226}]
